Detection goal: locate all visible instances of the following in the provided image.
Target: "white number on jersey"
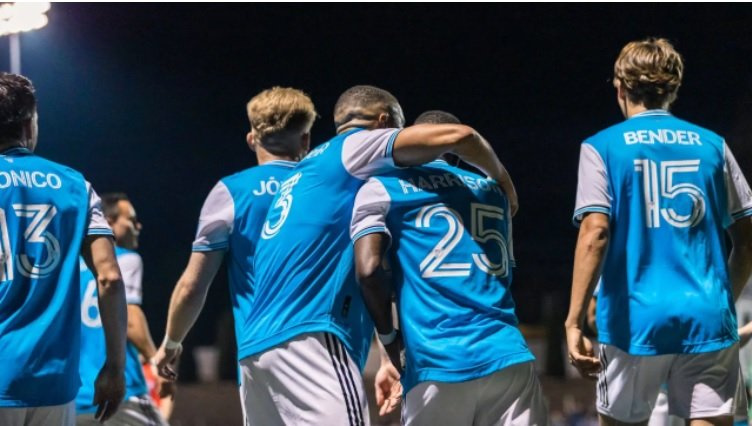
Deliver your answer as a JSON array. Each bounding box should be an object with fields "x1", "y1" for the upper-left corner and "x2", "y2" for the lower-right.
[
  {"x1": 0, "y1": 204, "x2": 61, "y2": 280},
  {"x1": 634, "y1": 159, "x2": 706, "y2": 228},
  {"x1": 415, "y1": 203, "x2": 510, "y2": 278},
  {"x1": 81, "y1": 279, "x2": 101, "y2": 328},
  {"x1": 261, "y1": 172, "x2": 302, "y2": 240}
]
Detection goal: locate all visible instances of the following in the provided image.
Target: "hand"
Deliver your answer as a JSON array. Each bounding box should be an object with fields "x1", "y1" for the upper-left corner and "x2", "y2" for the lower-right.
[
  {"x1": 154, "y1": 342, "x2": 182, "y2": 381},
  {"x1": 374, "y1": 362, "x2": 402, "y2": 416},
  {"x1": 565, "y1": 325, "x2": 601, "y2": 380},
  {"x1": 93, "y1": 362, "x2": 125, "y2": 422},
  {"x1": 383, "y1": 331, "x2": 404, "y2": 376},
  {"x1": 157, "y1": 376, "x2": 177, "y2": 399}
]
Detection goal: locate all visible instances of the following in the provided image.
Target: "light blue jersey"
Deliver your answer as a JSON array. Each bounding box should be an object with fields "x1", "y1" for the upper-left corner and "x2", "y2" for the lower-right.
[
  {"x1": 192, "y1": 160, "x2": 297, "y2": 360},
  {"x1": 573, "y1": 110, "x2": 752, "y2": 355},
  {"x1": 0, "y1": 147, "x2": 112, "y2": 407},
  {"x1": 247, "y1": 128, "x2": 400, "y2": 369},
  {"x1": 351, "y1": 160, "x2": 534, "y2": 393},
  {"x1": 77, "y1": 247, "x2": 147, "y2": 414}
]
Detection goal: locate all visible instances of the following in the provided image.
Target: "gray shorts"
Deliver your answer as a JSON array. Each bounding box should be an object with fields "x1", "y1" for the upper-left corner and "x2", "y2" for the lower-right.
[{"x1": 76, "y1": 396, "x2": 167, "y2": 426}]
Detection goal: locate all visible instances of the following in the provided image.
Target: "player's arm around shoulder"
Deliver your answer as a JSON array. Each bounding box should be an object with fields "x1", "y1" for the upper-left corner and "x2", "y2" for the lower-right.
[{"x1": 392, "y1": 124, "x2": 517, "y2": 215}]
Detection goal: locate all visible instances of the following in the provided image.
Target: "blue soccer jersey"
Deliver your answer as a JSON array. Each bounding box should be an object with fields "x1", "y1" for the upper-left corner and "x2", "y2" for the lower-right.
[
  {"x1": 77, "y1": 247, "x2": 147, "y2": 414},
  {"x1": 192, "y1": 160, "x2": 297, "y2": 360},
  {"x1": 350, "y1": 160, "x2": 534, "y2": 393},
  {"x1": 0, "y1": 147, "x2": 113, "y2": 407},
  {"x1": 246, "y1": 128, "x2": 401, "y2": 369},
  {"x1": 573, "y1": 110, "x2": 752, "y2": 355}
]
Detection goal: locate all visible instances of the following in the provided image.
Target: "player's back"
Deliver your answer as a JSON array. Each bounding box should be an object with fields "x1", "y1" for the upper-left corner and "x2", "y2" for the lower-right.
[
  {"x1": 77, "y1": 248, "x2": 146, "y2": 414},
  {"x1": 248, "y1": 128, "x2": 399, "y2": 368},
  {"x1": 361, "y1": 160, "x2": 533, "y2": 393},
  {"x1": 576, "y1": 110, "x2": 744, "y2": 354},
  {"x1": 198, "y1": 160, "x2": 298, "y2": 359},
  {"x1": 0, "y1": 147, "x2": 109, "y2": 407}
]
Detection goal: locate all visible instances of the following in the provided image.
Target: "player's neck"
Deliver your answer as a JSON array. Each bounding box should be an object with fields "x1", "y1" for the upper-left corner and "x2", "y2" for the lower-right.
[
  {"x1": 255, "y1": 147, "x2": 297, "y2": 165},
  {"x1": 624, "y1": 101, "x2": 668, "y2": 119}
]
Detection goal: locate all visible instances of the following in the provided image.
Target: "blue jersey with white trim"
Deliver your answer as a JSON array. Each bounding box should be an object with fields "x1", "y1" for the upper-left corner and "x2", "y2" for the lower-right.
[
  {"x1": 247, "y1": 128, "x2": 400, "y2": 369},
  {"x1": 573, "y1": 110, "x2": 752, "y2": 355},
  {"x1": 192, "y1": 160, "x2": 297, "y2": 360},
  {"x1": 351, "y1": 161, "x2": 533, "y2": 393},
  {"x1": 0, "y1": 147, "x2": 113, "y2": 407},
  {"x1": 77, "y1": 247, "x2": 147, "y2": 414}
]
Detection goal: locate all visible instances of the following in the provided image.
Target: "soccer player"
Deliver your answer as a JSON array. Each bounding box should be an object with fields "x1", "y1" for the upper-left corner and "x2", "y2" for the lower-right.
[
  {"x1": 76, "y1": 193, "x2": 171, "y2": 425},
  {"x1": 351, "y1": 110, "x2": 547, "y2": 425},
  {"x1": 153, "y1": 87, "x2": 317, "y2": 419},
  {"x1": 234, "y1": 86, "x2": 517, "y2": 426},
  {"x1": 0, "y1": 73, "x2": 127, "y2": 425},
  {"x1": 566, "y1": 38, "x2": 752, "y2": 425}
]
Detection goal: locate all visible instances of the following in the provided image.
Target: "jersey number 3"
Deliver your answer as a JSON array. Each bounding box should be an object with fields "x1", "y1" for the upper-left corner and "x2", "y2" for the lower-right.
[
  {"x1": 416, "y1": 203, "x2": 509, "y2": 278},
  {"x1": 0, "y1": 204, "x2": 61, "y2": 281}
]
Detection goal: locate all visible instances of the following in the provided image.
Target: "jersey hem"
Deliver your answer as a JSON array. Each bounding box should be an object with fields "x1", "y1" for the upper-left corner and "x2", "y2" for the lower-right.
[
  {"x1": 192, "y1": 242, "x2": 229, "y2": 252},
  {"x1": 403, "y1": 351, "x2": 535, "y2": 394},
  {"x1": 598, "y1": 333, "x2": 738, "y2": 355},
  {"x1": 86, "y1": 228, "x2": 114, "y2": 236}
]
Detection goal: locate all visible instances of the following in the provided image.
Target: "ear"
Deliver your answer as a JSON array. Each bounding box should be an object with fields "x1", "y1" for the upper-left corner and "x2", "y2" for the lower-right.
[
  {"x1": 377, "y1": 112, "x2": 390, "y2": 129},
  {"x1": 247, "y1": 131, "x2": 256, "y2": 152},
  {"x1": 300, "y1": 133, "x2": 311, "y2": 156}
]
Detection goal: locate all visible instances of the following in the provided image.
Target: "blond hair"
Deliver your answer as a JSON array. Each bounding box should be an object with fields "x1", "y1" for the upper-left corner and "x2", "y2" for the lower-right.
[
  {"x1": 614, "y1": 38, "x2": 684, "y2": 108},
  {"x1": 246, "y1": 87, "x2": 316, "y2": 154}
]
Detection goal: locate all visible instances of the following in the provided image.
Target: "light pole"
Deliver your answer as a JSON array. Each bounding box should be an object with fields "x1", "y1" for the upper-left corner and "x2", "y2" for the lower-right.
[{"x1": 0, "y1": 2, "x2": 50, "y2": 74}]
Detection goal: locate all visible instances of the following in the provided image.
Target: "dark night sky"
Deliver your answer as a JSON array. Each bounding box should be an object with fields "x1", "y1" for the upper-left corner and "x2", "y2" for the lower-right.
[{"x1": 6, "y1": 4, "x2": 752, "y2": 365}]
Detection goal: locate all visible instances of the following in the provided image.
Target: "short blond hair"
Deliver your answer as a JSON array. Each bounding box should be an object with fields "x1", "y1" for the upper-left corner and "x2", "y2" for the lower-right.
[
  {"x1": 614, "y1": 38, "x2": 684, "y2": 108},
  {"x1": 246, "y1": 87, "x2": 316, "y2": 154}
]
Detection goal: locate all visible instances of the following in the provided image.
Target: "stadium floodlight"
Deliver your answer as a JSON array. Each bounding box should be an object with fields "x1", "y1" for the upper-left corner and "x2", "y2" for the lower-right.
[{"x1": 0, "y1": 2, "x2": 50, "y2": 74}]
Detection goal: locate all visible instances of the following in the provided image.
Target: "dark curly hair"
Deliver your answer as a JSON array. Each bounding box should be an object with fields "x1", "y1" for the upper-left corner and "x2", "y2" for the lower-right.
[{"x1": 0, "y1": 73, "x2": 36, "y2": 144}]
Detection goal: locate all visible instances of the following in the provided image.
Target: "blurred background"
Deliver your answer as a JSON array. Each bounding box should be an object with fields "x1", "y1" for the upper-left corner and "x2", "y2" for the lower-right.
[{"x1": 5, "y1": 3, "x2": 752, "y2": 425}]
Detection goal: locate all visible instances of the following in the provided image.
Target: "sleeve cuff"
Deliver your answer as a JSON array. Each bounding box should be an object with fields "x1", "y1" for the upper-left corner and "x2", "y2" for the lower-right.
[
  {"x1": 385, "y1": 129, "x2": 407, "y2": 169},
  {"x1": 87, "y1": 228, "x2": 114, "y2": 237},
  {"x1": 192, "y1": 241, "x2": 229, "y2": 252},
  {"x1": 352, "y1": 226, "x2": 391, "y2": 243},
  {"x1": 572, "y1": 206, "x2": 611, "y2": 227},
  {"x1": 731, "y1": 206, "x2": 752, "y2": 222}
]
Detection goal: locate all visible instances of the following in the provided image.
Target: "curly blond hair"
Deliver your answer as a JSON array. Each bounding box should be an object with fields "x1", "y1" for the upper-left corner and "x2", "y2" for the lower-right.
[
  {"x1": 246, "y1": 87, "x2": 316, "y2": 155},
  {"x1": 614, "y1": 38, "x2": 684, "y2": 108}
]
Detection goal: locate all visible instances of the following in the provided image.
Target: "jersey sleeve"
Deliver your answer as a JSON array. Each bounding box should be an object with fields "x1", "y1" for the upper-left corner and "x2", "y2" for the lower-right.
[
  {"x1": 85, "y1": 182, "x2": 114, "y2": 237},
  {"x1": 572, "y1": 143, "x2": 611, "y2": 226},
  {"x1": 342, "y1": 128, "x2": 402, "y2": 180},
  {"x1": 505, "y1": 197, "x2": 516, "y2": 268},
  {"x1": 192, "y1": 181, "x2": 234, "y2": 251},
  {"x1": 724, "y1": 142, "x2": 752, "y2": 226},
  {"x1": 118, "y1": 252, "x2": 143, "y2": 305},
  {"x1": 350, "y1": 178, "x2": 392, "y2": 242}
]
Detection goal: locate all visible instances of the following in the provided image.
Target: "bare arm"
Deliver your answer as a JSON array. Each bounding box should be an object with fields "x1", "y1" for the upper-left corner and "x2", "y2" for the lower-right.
[
  {"x1": 127, "y1": 304, "x2": 157, "y2": 360},
  {"x1": 564, "y1": 213, "x2": 609, "y2": 378},
  {"x1": 154, "y1": 250, "x2": 224, "y2": 379},
  {"x1": 728, "y1": 217, "x2": 752, "y2": 301},
  {"x1": 392, "y1": 124, "x2": 517, "y2": 215},
  {"x1": 81, "y1": 235, "x2": 127, "y2": 421},
  {"x1": 354, "y1": 233, "x2": 394, "y2": 336}
]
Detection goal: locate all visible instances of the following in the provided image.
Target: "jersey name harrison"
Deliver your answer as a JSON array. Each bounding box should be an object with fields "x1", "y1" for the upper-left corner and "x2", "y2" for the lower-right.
[
  {"x1": 623, "y1": 129, "x2": 702, "y2": 146},
  {"x1": 0, "y1": 170, "x2": 62, "y2": 190},
  {"x1": 398, "y1": 173, "x2": 502, "y2": 195}
]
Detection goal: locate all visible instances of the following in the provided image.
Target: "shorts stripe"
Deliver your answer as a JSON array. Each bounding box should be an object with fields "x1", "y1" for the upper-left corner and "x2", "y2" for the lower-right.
[
  {"x1": 325, "y1": 334, "x2": 357, "y2": 426},
  {"x1": 334, "y1": 337, "x2": 365, "y2": 426},
  {"x1": 598, "y1": 347, "x2": 609, "y2": 408}
]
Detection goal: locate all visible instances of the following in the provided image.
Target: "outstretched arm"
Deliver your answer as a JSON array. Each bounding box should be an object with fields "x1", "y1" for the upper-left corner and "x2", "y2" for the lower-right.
[
  {"x1": 81, "y1": 235, "x2": 127, "y2": 422},
  {"x1": 564, "y1": 212, "x2": 609, "y2": 379},
  {"x1": 154, "y1": 250, "x2": 225, "y2": 380},
  {"x1": 392, "y1": 124, "x2": 517, "y2": 215}
]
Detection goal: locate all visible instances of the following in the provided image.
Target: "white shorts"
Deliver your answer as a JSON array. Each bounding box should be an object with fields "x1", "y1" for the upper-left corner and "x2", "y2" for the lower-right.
[
  {"x1": 648, "y1": 387, "x2": 683, "y2": 426},
  {"x1": 76, "y1": 396, "x2": 168, "y2": 426},
  {"x1": 402, "y1": 361, "x2": 548, "y2": 426},
  {"x1": 597, "y1": 343, "x2": 745, "y2": 422},
  {"x1": 239, "y1": 332, "x2": 369, "y2": 426},
  {"x1": 0, "y1": 400, "x2": 75, "y2": 426}
]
